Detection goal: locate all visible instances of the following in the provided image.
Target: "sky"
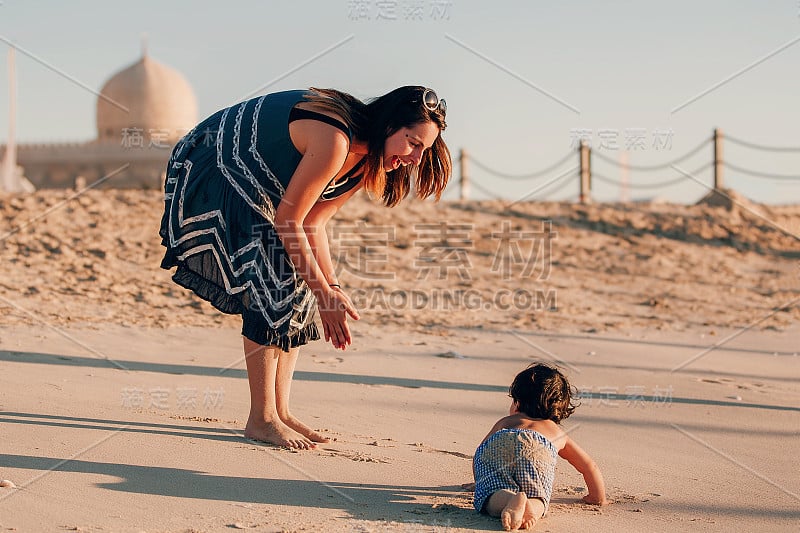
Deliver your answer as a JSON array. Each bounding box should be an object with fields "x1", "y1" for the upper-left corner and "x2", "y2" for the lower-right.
[{"x1": 1, "y1": 0, "x2": 799, "y2": 204}]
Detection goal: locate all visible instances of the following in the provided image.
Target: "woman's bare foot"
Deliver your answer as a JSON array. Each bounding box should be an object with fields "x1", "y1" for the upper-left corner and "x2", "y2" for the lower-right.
[
  {"x1": 501, "y1": 491, "x2": 528, "y2": 531},
  {"x1": 280, "y1": 413, "x2": 331, "y2": 443},
  {"x1": 244, "y1": 417, "x2": 315, "y2": 449}
]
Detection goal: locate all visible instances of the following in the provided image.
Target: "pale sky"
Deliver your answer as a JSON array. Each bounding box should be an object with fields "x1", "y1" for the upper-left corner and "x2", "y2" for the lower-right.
[{"x1": 1, "y1": 0, "x2": 799, "y2": 204}]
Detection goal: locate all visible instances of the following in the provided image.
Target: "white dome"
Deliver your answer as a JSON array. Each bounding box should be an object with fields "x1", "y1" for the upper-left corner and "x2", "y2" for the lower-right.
[{"x1": 96, "y1": 54, "x2": 198, "y2": 144}]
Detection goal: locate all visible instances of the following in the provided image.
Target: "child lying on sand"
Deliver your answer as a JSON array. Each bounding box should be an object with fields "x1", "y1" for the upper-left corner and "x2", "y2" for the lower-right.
[{"x1": 473, "y1": 363, "x2": 608, "y2": 530}]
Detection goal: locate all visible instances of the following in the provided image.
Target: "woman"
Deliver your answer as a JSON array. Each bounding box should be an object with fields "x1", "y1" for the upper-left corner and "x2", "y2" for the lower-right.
[{"x1": 159, "y1": 86, "x2": 451, "y2": 449}]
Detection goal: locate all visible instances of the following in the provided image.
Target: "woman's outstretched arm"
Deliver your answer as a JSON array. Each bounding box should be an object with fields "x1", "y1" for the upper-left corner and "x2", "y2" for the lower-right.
[{"x1": 276, "y1": 121, "x2": 359, "y2": 349}]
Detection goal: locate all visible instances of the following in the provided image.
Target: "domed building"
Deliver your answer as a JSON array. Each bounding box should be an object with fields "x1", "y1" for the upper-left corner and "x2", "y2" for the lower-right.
[
  {"x1": 3, "y1": 51, "x2": 198, "y2": 189},
  {"x1": 96, "y1": 53, "x2": 197, "y2": 145}
]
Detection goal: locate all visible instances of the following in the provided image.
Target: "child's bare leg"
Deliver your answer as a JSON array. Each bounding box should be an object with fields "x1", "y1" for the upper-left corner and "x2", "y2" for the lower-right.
[
  {"x1": 485, "y1": 489, "x2": 528, "y2": 531},
  {"x1": 520, "y1": 497, "x2": 546, "y2": 530},
  {"x1": 242, "y1": 338, "x2": 313, "y2": 449},
  {"x1": 275, "y1": 347, "x2": 330, "y2": 443}
]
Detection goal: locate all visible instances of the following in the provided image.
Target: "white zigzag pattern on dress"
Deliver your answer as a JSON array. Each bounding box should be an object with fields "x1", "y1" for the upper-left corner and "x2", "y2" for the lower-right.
[
  {"x1": 166, "y1": 128, "x2": 316, "y2": 332},
  {"x1": 231, "y1": 100, "x2": 277, "y2": 221},
  {"x1": 216, "y1": 106, "x2": 273, "y2": 221},
  {"x1": 166, "y1": 160, "x2": 293, "y2": 327},
  {"x1": 167, "y1": 163, "x2": 309, "y2": 330},
  {"x1": 209, "y1": 105, "x2": 312, "y2": 328}
]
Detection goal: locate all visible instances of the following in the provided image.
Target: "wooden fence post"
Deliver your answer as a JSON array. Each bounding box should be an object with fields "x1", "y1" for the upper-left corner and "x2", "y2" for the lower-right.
[
  {"x1": 579, "y1": 141, "x2": 591, "y2": 204},
  {"x1": 713, "y1": 128, "x2": 724, "y2": 190}
]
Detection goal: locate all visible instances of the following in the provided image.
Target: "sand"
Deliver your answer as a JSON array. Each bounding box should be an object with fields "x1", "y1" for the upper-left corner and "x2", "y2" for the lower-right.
[{"x1": 0, "y1": 189, "x2": 798, "y2": 532}]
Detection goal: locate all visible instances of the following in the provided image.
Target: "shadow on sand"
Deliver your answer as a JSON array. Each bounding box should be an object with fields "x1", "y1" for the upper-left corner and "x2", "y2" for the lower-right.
[{"x1": 0, "y1": 451, "x2": 493, "y2": 530}]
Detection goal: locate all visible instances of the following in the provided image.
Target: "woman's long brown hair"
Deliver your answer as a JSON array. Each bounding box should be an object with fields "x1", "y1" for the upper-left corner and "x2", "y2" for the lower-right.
[{"x1": 304, "y1": 86, "x2": 451, "y2": 207}]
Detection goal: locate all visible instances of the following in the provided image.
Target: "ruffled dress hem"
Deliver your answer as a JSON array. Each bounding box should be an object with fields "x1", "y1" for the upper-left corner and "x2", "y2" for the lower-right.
[{"x1": 168, "y1": 263, "x2": 320, "y2": 351}]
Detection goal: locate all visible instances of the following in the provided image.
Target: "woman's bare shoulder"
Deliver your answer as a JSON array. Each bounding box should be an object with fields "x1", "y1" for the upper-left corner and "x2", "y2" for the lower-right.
[{"x1": 288, "y1": 102, "x2": 350, "y2": 157}]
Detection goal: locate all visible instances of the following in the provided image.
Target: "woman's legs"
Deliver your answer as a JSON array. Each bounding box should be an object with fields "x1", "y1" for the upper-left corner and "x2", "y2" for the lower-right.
[
  {"x1": 242, "y1": 337, "x2": 313, "y2": 449},
  {"x1": 275, "y1": 347, "x2": 331, "y2": 443}
]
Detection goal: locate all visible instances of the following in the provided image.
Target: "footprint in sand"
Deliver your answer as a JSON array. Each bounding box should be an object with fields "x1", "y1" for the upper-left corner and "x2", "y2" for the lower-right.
[
  {"x1": 311, "y1": 354, "x2": 344, "y2": 365},
  {"x1": 698, "y1": 378, "x2": 727, "y2": 384},
  {"x1": 608, "y1": 489, "x2": 661, "y2": 505},
  {"x1": 556, "y1": 486, "x2": 586, "y2": 496},
  {"x1": 407, "y1": 442, "x2": 472, "y2": 459},
  {"x1": 698, "y1": 377, "x2": 768, "y2": 394},
  {"x1": 366, "y1": 439, "x2": 397, "y2": 448},
  {"x1": 435, "y1": 350, "x2": 467, "y2": 359},
  {"x1": 322, "y1": 449, "x2": 391, "y2": 464}
]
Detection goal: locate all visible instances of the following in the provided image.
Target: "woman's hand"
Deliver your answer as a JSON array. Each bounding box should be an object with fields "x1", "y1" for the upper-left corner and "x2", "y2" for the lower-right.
[{"x1": 318, "y1": 287, "x2": 360, "y2": 350}]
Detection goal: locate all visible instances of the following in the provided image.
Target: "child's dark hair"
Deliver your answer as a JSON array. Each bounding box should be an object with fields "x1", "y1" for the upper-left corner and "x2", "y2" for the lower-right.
[{"x1": 509, "y1": 363, "x2": 577, "y2": 423}]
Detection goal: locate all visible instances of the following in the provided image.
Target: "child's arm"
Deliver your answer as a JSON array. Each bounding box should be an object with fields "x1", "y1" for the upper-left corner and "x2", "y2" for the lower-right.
[{"x1": 558, "y1": 436, "x2": 608, "y2": 505}]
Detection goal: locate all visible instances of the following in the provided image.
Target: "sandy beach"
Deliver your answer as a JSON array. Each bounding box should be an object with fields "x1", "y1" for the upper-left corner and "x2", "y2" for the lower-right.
[{"x1": 1, "y1": 190, "x2": 799, "y2": 532}]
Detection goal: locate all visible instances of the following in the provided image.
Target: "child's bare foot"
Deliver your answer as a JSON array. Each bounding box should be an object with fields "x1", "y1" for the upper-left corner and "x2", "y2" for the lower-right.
[
  {"x1": 501, "y1": 491, "x2": 528, "y2": 531},
  {"x1": 244, "y1": 418, "x2": 315, "y2": 449},
  {"x1": 280, "y1": 413, "x2": 331, "y2": 443},
  {"x1": 520, "y1": 497, "x2": 545, "y2": 530}
]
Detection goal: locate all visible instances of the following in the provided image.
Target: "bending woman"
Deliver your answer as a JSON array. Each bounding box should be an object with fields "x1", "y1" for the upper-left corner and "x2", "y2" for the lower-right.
[{"x1": 159, "y1": 86, "x2": 451, "y2": 449}]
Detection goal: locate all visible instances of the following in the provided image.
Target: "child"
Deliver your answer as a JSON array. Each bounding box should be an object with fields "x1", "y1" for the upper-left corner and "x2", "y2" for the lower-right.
[{"x1": 473, "y1": 363, "x2": 607, "y2": 530}]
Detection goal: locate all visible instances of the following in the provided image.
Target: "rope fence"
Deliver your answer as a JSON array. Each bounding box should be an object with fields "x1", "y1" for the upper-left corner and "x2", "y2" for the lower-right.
[
  {"x1": 591, "y1": 163, "x2": 714, "y2": 191},
  {"x1": 591, "y1": 140, "x2": 710, "y2": 171},
  {"x1": 725, "y1": 134, "x2": 800, "y2": 153},
  {"x1": 469, "y1": 151, "x2": 574, "y2": 180},
  {"x1": 456, "y1": 129, "x2": 800, "y2": 203}
]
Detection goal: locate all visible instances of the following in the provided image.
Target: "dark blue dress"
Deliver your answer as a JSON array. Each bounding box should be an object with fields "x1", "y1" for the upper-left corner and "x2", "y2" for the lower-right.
[{"x1": 159, "y1": 90, "x2": 361, "y2": 349}]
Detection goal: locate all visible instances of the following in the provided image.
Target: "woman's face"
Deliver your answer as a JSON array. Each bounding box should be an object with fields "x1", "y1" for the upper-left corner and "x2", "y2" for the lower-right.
[{"x1": 382, "y1": 121, "x2": 440, "y2": 171}]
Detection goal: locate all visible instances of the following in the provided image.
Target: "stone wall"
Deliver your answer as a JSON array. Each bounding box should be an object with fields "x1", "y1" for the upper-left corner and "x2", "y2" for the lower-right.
[{"x1": 0, "y1": 142, "x2": 172, "y2": 189}]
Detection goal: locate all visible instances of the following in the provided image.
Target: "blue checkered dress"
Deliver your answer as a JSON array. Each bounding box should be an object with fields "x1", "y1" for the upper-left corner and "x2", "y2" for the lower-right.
[{"x1": 473, "y1": 428, "x2": 558, "y2": 512}]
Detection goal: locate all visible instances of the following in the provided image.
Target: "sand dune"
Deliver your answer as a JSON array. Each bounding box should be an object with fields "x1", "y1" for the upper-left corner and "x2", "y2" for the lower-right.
[{"x1": 1, "y1": 189, "x2": 797, "y2": 333}]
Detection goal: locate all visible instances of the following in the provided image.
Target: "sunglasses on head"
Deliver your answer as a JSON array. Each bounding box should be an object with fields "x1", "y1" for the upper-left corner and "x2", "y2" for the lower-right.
[{"x1": 422, "y1": 88, "x2": 447, "y2": 114}]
